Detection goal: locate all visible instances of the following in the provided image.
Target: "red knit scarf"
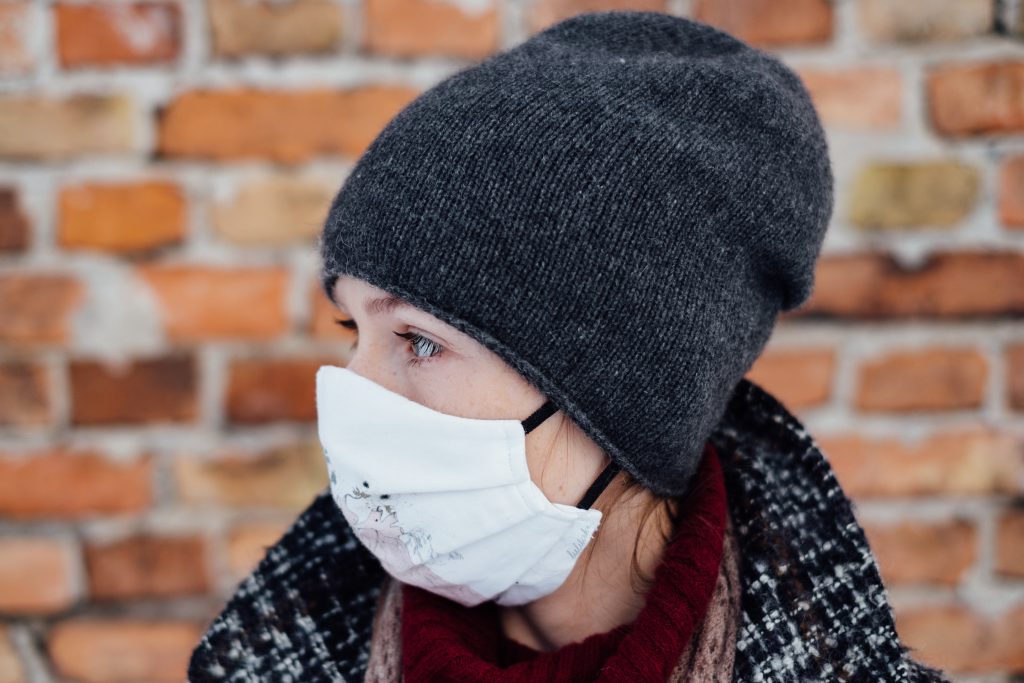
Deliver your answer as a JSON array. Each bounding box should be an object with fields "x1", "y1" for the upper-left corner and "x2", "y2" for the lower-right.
[{"x1": 400, "y1": 440, "x2": 728, "y2": 682}]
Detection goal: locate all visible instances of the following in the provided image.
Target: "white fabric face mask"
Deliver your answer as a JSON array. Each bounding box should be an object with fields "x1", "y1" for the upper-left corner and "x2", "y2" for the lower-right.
[{"x1": 315, "y1": 364, "x2": 621, "y2": 607}]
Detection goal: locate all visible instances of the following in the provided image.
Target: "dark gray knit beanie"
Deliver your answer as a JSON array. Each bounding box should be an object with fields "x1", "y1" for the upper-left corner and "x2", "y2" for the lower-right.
[{"x1": 318, "y1": 10, "x2": 834, "y2": 498}]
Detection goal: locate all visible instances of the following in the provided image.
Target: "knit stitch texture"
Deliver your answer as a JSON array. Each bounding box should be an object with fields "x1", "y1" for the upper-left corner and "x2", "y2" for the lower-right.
[{"x1": 317, "y1": 10, "x2": 835, "y2": 497}]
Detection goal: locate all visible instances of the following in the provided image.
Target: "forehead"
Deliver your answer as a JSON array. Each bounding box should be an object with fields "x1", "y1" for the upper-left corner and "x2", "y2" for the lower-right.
[{"x1": 332, "y1": 276, "x2": 403, "y2": 307}]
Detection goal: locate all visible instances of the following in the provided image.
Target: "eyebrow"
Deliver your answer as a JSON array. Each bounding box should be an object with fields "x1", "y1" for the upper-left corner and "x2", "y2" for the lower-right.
[
  {"x1": 367, "y1": 295, "x2": 413, "y2": 316},
  {"x1": 334, "y1": 291, "x2": 413, "y2": 317}
]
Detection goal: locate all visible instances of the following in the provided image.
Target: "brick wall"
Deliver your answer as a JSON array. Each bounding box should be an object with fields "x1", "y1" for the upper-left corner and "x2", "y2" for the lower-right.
[{"x1": 0, "y1": 0, "x2": 1022, "y2": 681}]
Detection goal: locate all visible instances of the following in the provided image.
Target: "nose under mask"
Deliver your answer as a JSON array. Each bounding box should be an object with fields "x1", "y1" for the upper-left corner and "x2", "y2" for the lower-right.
[{"x1": 315, "y1": 365, "x2": 621, "y2": 607}]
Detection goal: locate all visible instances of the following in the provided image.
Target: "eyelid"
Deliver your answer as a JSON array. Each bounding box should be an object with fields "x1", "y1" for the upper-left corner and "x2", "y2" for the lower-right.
[{"x1": 333, "y1": 316, "x2": 452, "y2": 354}]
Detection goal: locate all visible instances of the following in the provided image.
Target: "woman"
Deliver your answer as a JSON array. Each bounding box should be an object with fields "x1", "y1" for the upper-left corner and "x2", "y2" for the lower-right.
[{"x1": 189, "y1": 11, "x2": 951, "y2": 682}]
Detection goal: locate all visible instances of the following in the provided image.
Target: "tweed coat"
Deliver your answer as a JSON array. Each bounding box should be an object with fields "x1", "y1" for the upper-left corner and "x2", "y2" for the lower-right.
[{"x1": 188, "y1": 378, "x2": 952, "y2": 682}]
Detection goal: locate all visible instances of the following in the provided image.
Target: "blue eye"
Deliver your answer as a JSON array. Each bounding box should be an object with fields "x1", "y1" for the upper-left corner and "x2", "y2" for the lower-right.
[
  {"x1": 393, "y1": 331, "x2": 444, "y2": 366},
  {"x1": 333, "y1": 318, "x2": 443, "y2": 366}
]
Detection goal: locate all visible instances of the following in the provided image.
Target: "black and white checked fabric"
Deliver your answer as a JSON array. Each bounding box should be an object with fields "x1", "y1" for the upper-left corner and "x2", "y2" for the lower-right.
[{"x1": 188, "y1": 378, "x2": 951, "y2": 682}]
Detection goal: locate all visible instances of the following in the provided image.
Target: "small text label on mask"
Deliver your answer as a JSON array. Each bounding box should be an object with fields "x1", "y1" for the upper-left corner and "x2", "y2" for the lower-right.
[{"x1": 566, "y1": 526, "x2": 595, "y2": 560}]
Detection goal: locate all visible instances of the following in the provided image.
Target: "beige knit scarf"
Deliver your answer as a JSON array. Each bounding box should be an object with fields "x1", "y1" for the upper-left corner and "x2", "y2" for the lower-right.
[{"x1": 365, "y1": 509, "x2": 742, "y2": 683}]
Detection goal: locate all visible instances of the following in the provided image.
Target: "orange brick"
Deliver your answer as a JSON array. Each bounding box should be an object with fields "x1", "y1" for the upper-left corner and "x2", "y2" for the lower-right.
[
  {"x1": 58, "y1": 181, "x2": 186, "y2": 253},
  {"x1": 208, "y1": 0, "x2": 343, "y2": 58},
  {"x1": 857, "y1": 0, "x2": 992, "y2": 44},
  {"x1": 797, "y1": 66, "x2": 902, "y2": 129},
  {"x1": 0, "y1": 537, "x2": 79, "y2": 614},
  {"x1": 157, "y1": 86, "x2": 419, "y2": 164},
  {"x1": 0, "y1": 2, "x2": 33, "y2": 75},
  {"x1": 847, "y1": 160, "x2": 979, "y2": 230},
  {"x1": 795, "y1": 251, "x2": 1024, "y2": 319},
  {"x1": 226, "y1": 357, "x2": 327, "y2": 423},
  {"x1": 364, "y1": 0, "x2": 499, "y2": 58},
  {"x1": 0, "y1": 448, "x2": 153, "y2": 519},
  {"x1": 0, "y1": 273, "x2": 84, "y2": 346},
  {"x1": 0, "y1": 360, "x2": 49, "y2": 426},
  {"x1": 49, "y1": 619, "x2": 202, "y2": 683},
  {"x1": 70, "y1": 354, "x2": 197, "y2": 425},
  {"x1": 0, "y1": 187, "x2": 30, "y2": 251},
  {"x1": 527, "y1": 0, "x2": 668, "y2": 34},
  {"x1": 174, "y1": 441, "x2": 327, "y2": 511},
  {"x1": 1009, "y1": 343, "x2": 1024, "y2": 411},
  {"x1": 927, "y1": 60, "x2": 1024, "y2": 136},
  {"x1": 744, "y1": 347, "x2": 835, "y2": 409},
  {"x1": 136, "y1": 265, "x2": 289, "y2": 341},
  {"x1": 226, "y1": 520, "x2": 290, "y2": 580},
  {"x1": 0, "y1": 625, "x2": 25, "y2": 683},
  {"x1": 862, "y1": 519, "x2": 976, "y2": 586},
  {"x1": 209, "y1": 173, "x2": 334, "y2": 245},
  {"x1": 0, "y1": 93, "x2": 135, "y2": 160},
  {"x1": 819, "y1": 429, "x2": 1022, "y2": 498},
  {"x1": 894, "y1": 603, "x2": 1024, "y2": 673},
  {"x1": 995, "y1": 507, "x2": 1024, "y2": 578},
  {"x1": 855, "y1": 347, "x2": 987, "y2": 412},
  {"x1": 85, "y1": 534, "x2": 209, "y2": 600},
  {"x1": 55, "y1": 1, "x2": 180, "y2": 68},
  {"x1": 692, "y1": 0, "x2": 833, "y2": 46},
  {"x1": 998, "y1": 153, "x2": 1024, "y2": 229}
]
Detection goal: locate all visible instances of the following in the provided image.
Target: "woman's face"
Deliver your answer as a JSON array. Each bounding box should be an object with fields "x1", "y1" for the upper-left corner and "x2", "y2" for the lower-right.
[{"x1": 329, "y1": 274, "x2": 608, "y2": 506}]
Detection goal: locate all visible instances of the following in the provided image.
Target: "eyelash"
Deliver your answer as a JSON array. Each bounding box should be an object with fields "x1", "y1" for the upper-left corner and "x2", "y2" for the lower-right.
[{"x1": 333, "y1": 317, "x2": 444, "y2": 367}]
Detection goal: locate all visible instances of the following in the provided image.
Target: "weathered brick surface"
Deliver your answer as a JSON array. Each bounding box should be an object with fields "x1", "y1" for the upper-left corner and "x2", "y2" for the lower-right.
[
  {"x1": 0, "y1": 448, "x2": 153, "y2": 518},
  {"x1": 1, "y1": 4, "x2": 1021, "y2": 679},
  {"x1": 55, "y1": 1, "x2": 181, "y2": 68},
  {"x1": 364, "y1": 0, "x2": 499, "y2": 58},
  {"x1": 58, "y1": 181, "x2": 186, "y2": 252},
  {"x1": 796, "y1": 251, "x2": 1024, "y2": 318},
  {"x1": 0, "y1": 625, "x2": 25, "y2": 683},
  {"x1": 996, "y1": 507, "x2": 1024, "y2": 578},
  {"x1": 894, "y1": 604, "x2": 1024, "y2": 673},
  {"x1": 1009, "y1": 343, "x2": 1024, "y2": 411},
  {"x1": 210, "y1": 173, "x2": 334, "y2": 245},
  {"x1": 156, "y1": 87, "x2": 419, "y2": 164},
  {"x1": 820, "y1": 429, "x2": 1022, "y2": 498},
  {"x1": 0, "y1": 187, "x2": 30, "y2": 251},
  {"x1": 0, "y1": 2, "x2": 34, "y2": 75},
  {"x1": 226, "y1": 357, "x2": 328, "y2": 423},
  {"x1": 927, "y1": 60, "x2": 1024, "y2": 136},
  {"x1": 208, "y1": 0, "x2": 343, "y2": 58},
  {"x1": 854, "y1": 346, "x2": 987, "y2": 412},
  {"x1": 744, "y1": 347, "x2": 835, "y2": 409},
  {"x1": 692, "y1": 0, "x2": 833, "y2": 46},
  {"x1": 999, "y1": 153, "x2": 1024, "y2": 229},
  {"x1": 84, "y1": 534, "x2": 209, "y2": 599},
  {"x1": 857, "y1": 0, "x2": 993, "y2": 44},
  {"x1": 135, "y1": 265, "x2": 290, "y2": 341},
  {"x1": 0, "y1": 360, "x2": 49, "y2": 426},
  {"x1": 848, "y1": 160, "x2": 980, "y2": 230},
  {"x1": 226, "y1": 520, "x2": 290, "y2": 580},
  {"x1": 48, "y1": 619, "x2": 202, "y2": 683},
  {"x1": 174, "y1": 441, "x2": 328, "y2": 511},
  {"x1": 0, "y1": 273, "x2": 84, "y2": 346},
  {"x1": 527, "y1": 0, "x2": 668, "y2": 33},
  {"x1": 797, "y1": 66, "x2": 902, "y2": 129},
  {"x1": 0, "y1": 94, "x2": 135, "y2": 159},
  {"x1": 0, "y1": 537, "x2": 79, "y2": 614},
  {"x1": 862, "y1": 519, "x2": 977, "y2": 586},
  {"x1": 70, "y1": 354, "x2": 197, "y2": 425}
]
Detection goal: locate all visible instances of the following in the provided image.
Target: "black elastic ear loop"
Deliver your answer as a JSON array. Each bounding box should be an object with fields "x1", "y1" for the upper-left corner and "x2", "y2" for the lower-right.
[
  {"x1": 521, "y1": 399, "x2": 558, "y2": 434},
  {"x1": 519, "y1": 399, "x2": 621, "y2": 511},
  {"x1": 575, "y1": 460, "x2": 621, "y2": 510}
]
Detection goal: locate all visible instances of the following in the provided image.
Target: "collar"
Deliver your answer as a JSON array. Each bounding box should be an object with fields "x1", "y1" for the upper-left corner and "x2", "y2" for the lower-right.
[{"x1": 398, "y1": 441, "x2": 727, "y2": 682}]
